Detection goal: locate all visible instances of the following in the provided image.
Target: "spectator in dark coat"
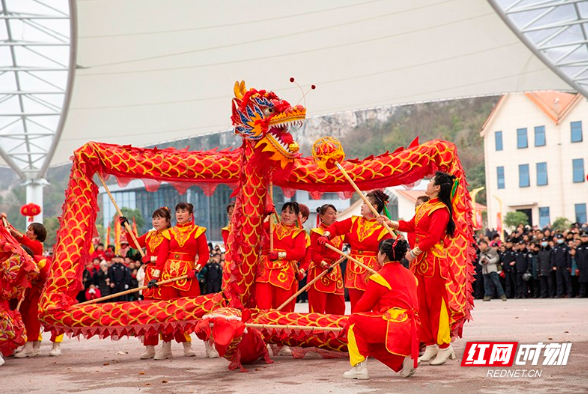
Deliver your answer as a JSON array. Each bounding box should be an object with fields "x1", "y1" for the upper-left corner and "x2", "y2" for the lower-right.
[
  {"x1": 537, "y1": 238, "x2": 554, "y2": 298},
  {"x1": 552, "y1": 234, "x2": 572, "y2": 297},
  {"x1": 94, "y1": 261, "x2": 111, "y2": 302},
  {"x1": 577, "y1": 232, "x2": 588, "y2": 298},
  {"x1": 109, "y1": 255, "x2": 130, "y2": 302}
]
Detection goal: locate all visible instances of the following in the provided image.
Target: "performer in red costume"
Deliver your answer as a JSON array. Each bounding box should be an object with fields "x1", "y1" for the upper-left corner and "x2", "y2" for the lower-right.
[
  {"x1": 343, "y1": 238, "x2": 420, "y2": 379},
  {"x1": 317, "y1": 190, "x2": 392, "y2": 312},
  {"x1": 307, "y1": 204, "x2": 345, "y2": 315},
  {"x1": 125, "y1": 207, "x2": 174, "y2": 360},
  {"x1": 221, "y1": 203, "x2": 235, "y2": 247},
  {"x1": 3, "y1": 220, "x2": 45, "y2": 257},
  {"x1": 379, "y1": 171, "x2": 457, "y2": 366},
  {"x1": 156, "y1": 202, "x2": 208, "y2": 360},
  {"x1": 255, "y1": 202, "x2": 306, "y2": 313}
]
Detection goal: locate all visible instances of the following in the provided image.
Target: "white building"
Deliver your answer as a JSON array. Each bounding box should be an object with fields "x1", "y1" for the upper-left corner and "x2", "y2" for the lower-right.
[{"x1": 481, "y1": 92, "x2": 588, "y2": 230}]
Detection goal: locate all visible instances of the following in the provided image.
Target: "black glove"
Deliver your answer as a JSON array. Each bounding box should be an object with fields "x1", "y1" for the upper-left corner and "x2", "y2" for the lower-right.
[
  {"x1": 147, "y1": 279, "x2": 158, "y2": 289},
  {"x1": 325, "y1": 265, "x2": 334, "y2": 273},
  {"x1": 119, "y1": 216, "x2": 129, "y2": 227}
]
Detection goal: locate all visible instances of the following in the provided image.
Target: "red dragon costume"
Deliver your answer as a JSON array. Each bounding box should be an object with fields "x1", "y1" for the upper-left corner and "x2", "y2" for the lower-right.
[{"x1": 31, "y1": 81, "x2": 474, "y2": 371}]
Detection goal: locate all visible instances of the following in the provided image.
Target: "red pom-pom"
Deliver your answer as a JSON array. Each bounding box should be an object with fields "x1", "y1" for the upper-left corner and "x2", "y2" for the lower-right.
[
  {"x1": 289, "y1": 77, "x2": 295, "y2": 83},
  {"x1": 311, "y1": 85, "x2": 316, "y2": 90}
]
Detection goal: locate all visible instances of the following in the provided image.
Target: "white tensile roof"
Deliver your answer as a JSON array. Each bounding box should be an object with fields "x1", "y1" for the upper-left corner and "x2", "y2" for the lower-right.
[{"x1": 0, "y1": 0, "x2": 574, "y2": 174}]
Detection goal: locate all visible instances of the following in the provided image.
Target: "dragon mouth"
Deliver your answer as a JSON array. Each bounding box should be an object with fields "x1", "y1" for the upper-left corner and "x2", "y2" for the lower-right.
[{"x1": 266, "y1": 129, "x2": 299, "y2": 157}]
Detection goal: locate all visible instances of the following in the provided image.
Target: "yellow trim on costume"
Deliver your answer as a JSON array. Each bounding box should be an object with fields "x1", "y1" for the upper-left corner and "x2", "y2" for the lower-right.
[
  {"x1": 347, "y1": 324, "x2": 366, "y2": 366},
  {"x1": 368, "y1": 273, "x2": 392, "y2": 290},
  {"x1": 437, "y1": 298, "x2": 451, "y2": 345},
  {"x1": 184, "y1": 332, "x2": 192, "y2": 342},
  {"x1": 194, "y1": 226, "x2": 206, "y2": 239},
  {"x1": 305, "y1": 232, "x2": 311, "y2": 248},
  {"x1": 161, "y1": 228, "x2": 171, "y2": 241},
  {"x1": 310, "y1": 227, "x2": 324, "y2": 236},
  {"x1": 37, "y1": 259, "x2": 46, "y2": 270},
  {"x1": 54, "y1": 334, "x2": 63, "y2": 343}
]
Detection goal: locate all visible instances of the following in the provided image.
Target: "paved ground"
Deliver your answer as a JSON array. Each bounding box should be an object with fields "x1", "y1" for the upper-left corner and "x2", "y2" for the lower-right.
[{"x1": 3, "y1": 298, "x2": 587, "y2": 394}]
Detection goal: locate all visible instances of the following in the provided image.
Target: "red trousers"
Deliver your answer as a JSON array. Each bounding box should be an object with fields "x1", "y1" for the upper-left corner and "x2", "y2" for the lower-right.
[
  {"x1": 348, "y1": 288, "x2": 365, "y2": 313},
  {"x1": 415, "y1": 272, "x2": 451, "y2": 346},
  {"x1": 308, "y1": 288, "x2": 345, "y2": 315},
  {"x1": 347, "y1": 314, "x2": 405, "y2": 371},
  {"x1": 158, "y1": 279, "x2": 200, "y2": 343},
  {"x1": 20, "y1": 291, "x2": 41, "y2": 343},
  {"x1": 255, "y1": 282, "x2": 297, "y2": 312}
]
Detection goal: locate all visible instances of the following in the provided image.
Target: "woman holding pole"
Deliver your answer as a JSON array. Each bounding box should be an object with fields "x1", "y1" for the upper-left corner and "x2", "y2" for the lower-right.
[
  {"x1": 317, "y1": 190, "x2": 392, "y2": 312},
  {"x1": 156, "y1": 202, "x2": 208, "y2": 360},
  {"x1": 255, "y1": 202, "x2": 306, "y2": 313},
  {"x1": 343, "y1": 238, "x2": 419, "y2": 380},
  {"x1": 377, "y1": 171, "x2": 457, "y2": 366},
  {"x1": 307, "y1": 204, "x2": 345, "y2": 315}
]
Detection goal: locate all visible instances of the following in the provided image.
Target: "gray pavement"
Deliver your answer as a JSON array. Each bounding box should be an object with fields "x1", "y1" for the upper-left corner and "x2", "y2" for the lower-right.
[{"x1": 2, "y1": 298, "x2": 587, "y2": 394}]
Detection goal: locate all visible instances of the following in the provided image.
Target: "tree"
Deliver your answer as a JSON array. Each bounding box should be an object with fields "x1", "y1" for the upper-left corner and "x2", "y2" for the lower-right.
[
  {"x1": 43, "y1": 217, "x2": 60, "y2": 249},
  {"x1": 504, "y1": 211, "x2": 529, "y2": 229},
  {"x1": 552, "y1": 217, "x2": 571, "y2": 231},
  {"x1": 111, "y1": 207, "x2": 145, "y2": 232}
]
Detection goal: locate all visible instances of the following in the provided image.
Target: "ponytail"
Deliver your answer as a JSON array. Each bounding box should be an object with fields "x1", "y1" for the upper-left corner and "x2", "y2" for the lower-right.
[{"x1": 433, "y1": 171, "x2": 456, "y2": 237}]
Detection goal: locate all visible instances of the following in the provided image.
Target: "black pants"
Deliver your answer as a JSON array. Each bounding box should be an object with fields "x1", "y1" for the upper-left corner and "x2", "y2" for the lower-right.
[
  {"x1": 473, "y1": 271, "x2": 485, "y2": 299},
  {"x1": 580, "y1": 282, "x2": 588, "y2": 298},
  {"x1": 504, "y1": 271, "x2": 516, "y2": 298},
  {"x1": 516, "y1": 273, "x2": 529, "y2": 298},
  {"x1": 555, "y1": 268, "x2": 572, "y2": 296},
  {"x1": 540, "y1": 276, "x2": 554, "y2": 298},
  {"x1": 206, "y1": 280, "x2": 221, "y2": 294}
]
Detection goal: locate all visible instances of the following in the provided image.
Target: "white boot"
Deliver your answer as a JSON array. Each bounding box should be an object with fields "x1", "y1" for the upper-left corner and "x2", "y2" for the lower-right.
[
  {"x1": 277, "y1": 345, "x2": 292, "y2": 356},
  {"x1": 205, "y1": 340, "x2": 219, "y2": 358},
  {"x1": 182, "y1": 341, "x2": 196, "y2": 357},
  {"x1": 13, "y1": 345, "x2": 24, "y2": 355},
  {"x1": 32, "y1": 341, "x2": 41, "y2": 356},
  {"x1": 154, "y1": 342, "x2": 172, "y2": 360},
  {"x1": 343, "y1": 360, "x2": 369, "y2": 380},
  {"x1": 14, "y1": 341, "x2": 35, "y2": 358},
  {"x1": 399, "y1": 356, "x2": 416, "y2": 378},
  {"x1": 139, "y1": 345, "x2": 155, "y2": 359},
  {"x1": 430, "y1": 345, "x2": 456, "y2": 366},
  {"x1": 418, "y1": 345, "x2": 438, "y2": 363},
  {"x1": 0, "y1": 354, "x2": 5, "y2": 366},
  {"x1": 49, "y1": 342, "x2": 62, "y2": 357}
]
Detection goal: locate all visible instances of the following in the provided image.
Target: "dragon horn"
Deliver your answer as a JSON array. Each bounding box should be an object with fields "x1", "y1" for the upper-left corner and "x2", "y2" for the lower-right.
[
  {"x1": 240, "y1": 80, "x2": 247, "y2": 96},
  {"x1": 234, "y1": 81, "x2": 243, "y2": 99}
]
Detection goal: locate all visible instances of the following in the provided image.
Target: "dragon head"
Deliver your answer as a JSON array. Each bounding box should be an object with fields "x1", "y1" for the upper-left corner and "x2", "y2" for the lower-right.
[{"x1": 231, "y1": 81, "x2": 306, "y2": 168}]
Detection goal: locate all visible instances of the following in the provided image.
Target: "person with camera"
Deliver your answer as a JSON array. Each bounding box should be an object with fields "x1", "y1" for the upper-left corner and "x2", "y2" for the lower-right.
[{"x1": 479, "y1": 240, "x2": 506, "y2": 301}]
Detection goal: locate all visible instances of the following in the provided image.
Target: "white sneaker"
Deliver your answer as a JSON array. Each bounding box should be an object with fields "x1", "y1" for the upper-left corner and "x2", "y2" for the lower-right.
[
  {"x1": 0, "y1": 354, "x2": 5, "y2": 366},
  {"x1": 49, "y1": 342, "x2": 62, "y2": 357},
  {"x1": 430, "y1": 345, "x2": 456, "y2": 366},
  {"x1": 343, "y1": 361, "x2": 369, "y2": 380},
  {"x1": 418, "y1": 345, "x2": 438, "y2": 363},
  {"x1": 399, "y1": 356, "x2": 416, "y2": 378},
  {"x1": 13, "y1": 345, "x2": 24, "y2": 355},
  {"x1": 154, "y1": 342, "x2": 172, "y2": 360},
  {"x1": 277, "y1": 346, "x2": 292, "y2": 356},
  {"x1": 205, "y1": 340, "x2": 219, "y2": 358},
  {"x1": 139, "y1": 345, "x2": 155, "y2": 359},
  {"x1": 182, "y1": 342, "x2": 196, "y2": 357},
  {"x1": 14, "y1": 342, "x2": 35, "y2": 358},
  {"x1": 32, "y1": 341, "x2": 41, "y2": 356}
]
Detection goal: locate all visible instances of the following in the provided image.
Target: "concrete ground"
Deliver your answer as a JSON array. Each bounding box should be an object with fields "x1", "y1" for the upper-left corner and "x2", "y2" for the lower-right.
[{"x1": 3, "y1": 298, "x2": 587, "y2": 394}]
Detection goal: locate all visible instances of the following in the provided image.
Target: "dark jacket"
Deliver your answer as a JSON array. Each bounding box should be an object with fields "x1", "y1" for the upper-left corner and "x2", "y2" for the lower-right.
[
  {"x1": 514, "y1": 249, "x2": 529, "y2": 273},
  {"x1": 576, "y1": 242, "x2": 588, "y2": 283},
  {"x1": 551, "y1": 244, "x2": 570, "y2": 269},
  {"x1": 537, "y1": 247, "x2": 553, "y2": 277},
  {"x1": 109, "y1": 263, "x2": 129, "y2": 287},
  {"x1": 501, "y1": 248, "x2": 516, "y2": 272}
]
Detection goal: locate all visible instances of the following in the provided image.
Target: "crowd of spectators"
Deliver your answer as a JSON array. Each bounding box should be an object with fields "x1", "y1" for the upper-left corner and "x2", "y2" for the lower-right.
[{"x1": 472, "y1": 223, "x2": 588, "y2": 301}]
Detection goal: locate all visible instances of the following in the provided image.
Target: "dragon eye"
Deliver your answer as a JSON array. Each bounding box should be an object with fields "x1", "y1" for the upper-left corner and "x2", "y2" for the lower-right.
[{"x1": 263, "y1": 107, "x2": 274, "y2": 115}]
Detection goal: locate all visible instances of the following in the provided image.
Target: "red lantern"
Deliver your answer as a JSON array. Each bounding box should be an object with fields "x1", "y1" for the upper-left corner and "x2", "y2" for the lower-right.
[{"x1": 21, "y1": 203, "x2": 42, "y2": 222}]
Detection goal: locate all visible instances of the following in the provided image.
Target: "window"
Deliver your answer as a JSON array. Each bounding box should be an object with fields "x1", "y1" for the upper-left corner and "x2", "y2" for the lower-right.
[
  {"x1": 573, "y1": 159, "x2": 585, "y2": 183},
  {"x1": 576, "y1": 203, "x2": 587, "y2": 224},
  {"x1": 571, "y1": 121, "x2": 583, "y2": 143},
  {"x1": 519, "y1": 164, "x2": 530, "y2": 187},
  {"x1": 495, "y1": 131, "x2": 503, "y2": 151},
  {"x1": 536, "y1": 162, "x2": 548, "y2": 186},
  {"x1": 497, "y1": 166, "x2": 505, "y2": 189},
  {"x1": 534, "y1": 126, "x2": 546, "y2": 146},
  {"x1": 539, "y1": 207, "x2": 550, "y2": 228},
  {"x1": 517, "y1": 128, "x2": 528, "y2": 149}
]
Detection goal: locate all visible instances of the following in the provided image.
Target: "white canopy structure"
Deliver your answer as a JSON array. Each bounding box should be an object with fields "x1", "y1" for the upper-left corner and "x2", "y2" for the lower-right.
[{"x1": 1, "y1": 0, "x2": 586, "y2": 221}]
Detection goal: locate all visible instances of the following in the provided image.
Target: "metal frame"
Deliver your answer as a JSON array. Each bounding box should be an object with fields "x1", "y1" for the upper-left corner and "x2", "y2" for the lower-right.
[
  {"x1": 0, "y1": 0, "x2": 76, "y2": 180},
  {"x1": 489, "y1": 0, "x2": 588, "y2": 98}
]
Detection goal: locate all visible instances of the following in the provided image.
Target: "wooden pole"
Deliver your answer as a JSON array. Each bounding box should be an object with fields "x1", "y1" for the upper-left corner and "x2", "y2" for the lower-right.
[
  {"x1": 79, "y1": 275, "x2": 188, "y2": 305},
  {"x1": 269, "y1": 181, "x2": 274, "y2": 252},
  {"x1": 276, "y1": 256, "x2": 345, "y2": 311},
  {"x1": 96, "y1": 174, "x2": 145, "y2": 258},
  {"x1": 245, "y1": 323, "x2": 343, "y2": 332},
  {"x1": 324, "y1": 243, "x2": 379, "y2": 276},
  {"x1": 334, "y1": 162, "x2": 396, "y2": 239}
]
